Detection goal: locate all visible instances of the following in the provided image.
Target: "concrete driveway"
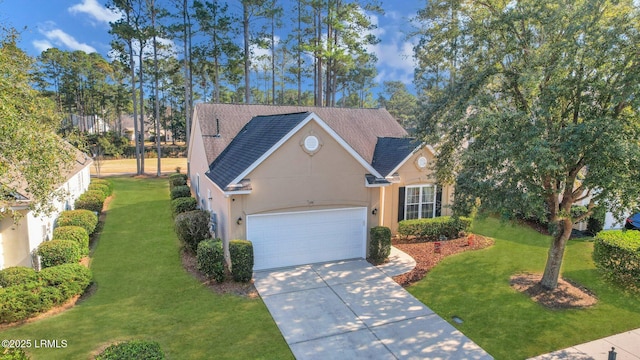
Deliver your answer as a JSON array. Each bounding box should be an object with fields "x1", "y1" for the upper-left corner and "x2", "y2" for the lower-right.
[{"x1": 254, "y1": 259, "x2": 493, "y2": 359}]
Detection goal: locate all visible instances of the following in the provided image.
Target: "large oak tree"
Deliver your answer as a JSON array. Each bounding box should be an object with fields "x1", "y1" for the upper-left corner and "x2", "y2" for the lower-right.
[{"x1": 414, "y1": 0, "x2": 640, "y2": 289}]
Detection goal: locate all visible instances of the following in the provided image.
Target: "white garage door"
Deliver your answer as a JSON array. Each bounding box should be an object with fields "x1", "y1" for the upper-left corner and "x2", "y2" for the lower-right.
[{"x1": 247, "y1": 207, "x2": 367, "y2": 270}]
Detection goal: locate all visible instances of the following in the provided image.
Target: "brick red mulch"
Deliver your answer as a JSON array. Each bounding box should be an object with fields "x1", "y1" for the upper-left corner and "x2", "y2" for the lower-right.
[{"x1": 391, "y1": 234, "x2": 494, "y2": 287}]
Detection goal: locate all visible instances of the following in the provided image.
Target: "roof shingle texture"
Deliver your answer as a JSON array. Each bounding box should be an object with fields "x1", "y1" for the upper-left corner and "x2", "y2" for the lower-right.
[
  {"x1": 207, "y1": 112, "x2": 310, "y2": 189},
  {"x1": 194, "y1": 104, "x2": 408, "y2": 167},
  {"x1": 372, "y1": 137, "x2": 421, "y2": 177}
]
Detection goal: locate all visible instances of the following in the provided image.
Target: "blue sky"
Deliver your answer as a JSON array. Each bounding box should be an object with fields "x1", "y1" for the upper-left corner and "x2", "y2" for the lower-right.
[{"x1": 0, "y1": 0, "x2": 422, "y2": 92}]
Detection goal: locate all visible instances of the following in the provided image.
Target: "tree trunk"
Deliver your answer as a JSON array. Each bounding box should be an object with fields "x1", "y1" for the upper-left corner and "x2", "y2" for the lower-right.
[
  {"x1": 183, "y1": 0, "x2": 192, "y2": 151},
  {"x1": 540, "y1": 218, "x2": 573, "y2": 289},
  {"x1": 138, "y1": 49, "x2": 145, "y2": 174},
  {"x1": 129, "y1": 40, "x2": 141, "y2": 175}
]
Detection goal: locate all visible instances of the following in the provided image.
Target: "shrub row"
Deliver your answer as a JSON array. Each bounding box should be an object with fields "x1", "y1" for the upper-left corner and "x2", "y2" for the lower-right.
[
  {"x1": 398, "y1": 216, "x2": 472, "y2": 241},
  {"x1": 96, "y1": 340, "x2": 164, "y2": 360},
  {"x1": 0, "y1": 346, "x2": 29, "y2": 359},
  {"x1": 369, "y1": 226, "x2": 391, "y2": 264},
  {"x1": 0, "y1": 264, "x2": 92, "y2": 324},
  {"x1": 57, "y1": 209, "x2": 98, "y2": 235},
  {"x1": 593, "y1": 230, "x2": 640, "y2": 289}
]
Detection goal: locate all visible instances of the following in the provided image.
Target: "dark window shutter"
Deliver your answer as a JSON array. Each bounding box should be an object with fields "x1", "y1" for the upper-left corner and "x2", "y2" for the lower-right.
[
  {"x1": 398, "y1": 187, "x2": 405, "y2": 222},
  {"x1": 436, "y1": 185, "x2": 442, "y2": 217}
]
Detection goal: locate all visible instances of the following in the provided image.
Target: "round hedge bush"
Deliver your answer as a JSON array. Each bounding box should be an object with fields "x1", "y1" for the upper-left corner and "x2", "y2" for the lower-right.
[
  {"x1": 91, "y1": 178, "x2": 113, "y2": 195},
  {"x1": 174, "y1": 210, "x2": 211, "y2": 252},
  {"x1": 95, "y1": 340, "x2": 164, "y2": 360},
  {"x1": 37, "y1": 240, "x2": 81, "y2": 268},
  {"x1": 197, "y1": 239, "x2": 225, "y2": 282},
  {"x1": 88, "y1": 183, "x2": 111, "y2": 198},
  {"x1": 0, "y1": 267, "x2": 38, "y2": 287},
  {"x1": 229, "y1": 240, "x2": 254, "y2": 282},
  {"x1": 168, "y1": 173, "x2": 188, "y2": 181},
  {"x1": 53, "y1": 226, "x2": 90, "y2": 256},
  {"x1": 170, "y1": 185, "x2": 191, "y2": 200},
  {"x1": 171, "y1": 197, "x2": 197, "y2": 216},
  {"x1": 57, "y1": 209, "x2": 98, "y2": 235},
  {"x1": 75, "y1": 190, "x2": 105, "y2": 213},
  {"x1": 39, "y1": 263, "x2": 92, "y2": 298},
  {"x1": 169, "y1": 177, "x2": 187, "y2": 190}
]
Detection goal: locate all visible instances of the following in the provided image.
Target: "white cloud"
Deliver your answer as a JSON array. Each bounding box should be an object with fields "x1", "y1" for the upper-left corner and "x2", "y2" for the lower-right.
[
  {"x1": 372, "y1": 37, "x2": 416, "y2": 85},
  {"x1": 68, "y1": 0, "x2": 121, "y2": 24},
  {"x1": 32, "y1": 39, "x2": 54, "y2": 53},
  {"x1": 38, "y1": 27, "x2": 97, "y2": 53}
]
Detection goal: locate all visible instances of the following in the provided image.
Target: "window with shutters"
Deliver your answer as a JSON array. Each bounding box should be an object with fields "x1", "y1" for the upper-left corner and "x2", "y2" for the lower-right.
[{"x1": 404, "y1": 185, "x2": 437, "y2": 220}]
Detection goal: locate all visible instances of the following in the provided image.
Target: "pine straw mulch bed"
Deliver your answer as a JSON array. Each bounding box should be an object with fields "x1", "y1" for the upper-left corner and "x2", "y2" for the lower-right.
[
  {"x1": 509, "y1": 273, "x2": 598, "y2": 309},
  {"x1": 391, "y1": 234, "x2": 494, "y2": 287}
]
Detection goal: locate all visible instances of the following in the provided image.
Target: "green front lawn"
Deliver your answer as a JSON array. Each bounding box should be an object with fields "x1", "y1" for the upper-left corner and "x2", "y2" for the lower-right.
[
  {"x1": 408, "y1": 217, "x2": 640, "y2": 359},
  {"x1": 0, "y1": 178, "x2": 292, "y2": 359}
]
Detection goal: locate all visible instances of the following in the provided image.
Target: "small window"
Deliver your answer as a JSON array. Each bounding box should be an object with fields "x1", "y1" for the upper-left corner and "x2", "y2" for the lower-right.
[
  {"x1": 196, "y1": 174, "x2": 200, "y2": 197},
  {"x1": 405, "y1": 185, "x2": 437, "y2": 220}
]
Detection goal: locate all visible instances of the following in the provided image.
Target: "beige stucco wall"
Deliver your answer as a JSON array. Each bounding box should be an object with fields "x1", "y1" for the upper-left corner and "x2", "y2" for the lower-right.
[
  {"x1": 380, "y1": 148, "x2": 454, "y2": 234},
  {"x1": 0, "y1": 212, "x2": 31, "y2": 268},
  {"x1": 228, "y1": 119, "x2": 380, "y2": 241}
]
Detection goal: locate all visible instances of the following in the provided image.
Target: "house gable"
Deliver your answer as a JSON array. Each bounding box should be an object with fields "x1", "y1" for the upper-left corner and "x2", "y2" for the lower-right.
[{"x1": 206, "y1": 112, "x2": 386, "y2": 194}]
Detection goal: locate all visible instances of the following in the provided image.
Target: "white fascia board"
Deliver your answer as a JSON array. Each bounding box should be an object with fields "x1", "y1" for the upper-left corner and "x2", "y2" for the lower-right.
[{"x1": 229, "y1": 112, "x2": 384, "y2": 185}]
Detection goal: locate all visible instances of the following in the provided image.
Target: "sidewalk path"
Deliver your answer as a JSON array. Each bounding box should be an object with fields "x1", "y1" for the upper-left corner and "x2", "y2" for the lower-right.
[{"x1": 529, "y1": 328, "x2": 640, "y2": 360}]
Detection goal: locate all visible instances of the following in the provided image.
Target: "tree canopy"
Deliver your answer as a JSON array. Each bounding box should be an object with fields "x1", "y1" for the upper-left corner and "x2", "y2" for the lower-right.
[
  {"x1": 0, "y1": 29, "x2": 75, "y2": 216},
  {"x1": 413, "y1": 0, "x2": 640, "y2": 289}
]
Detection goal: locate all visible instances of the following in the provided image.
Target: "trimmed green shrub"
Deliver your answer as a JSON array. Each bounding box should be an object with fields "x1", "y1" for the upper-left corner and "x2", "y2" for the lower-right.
[
  {"x1": 96, "y1": 340, "x2": 164, "y2": 360},
  {"x1": 0, "y1": 346, "x2": 30, "y2": 359},
  {"x1": 169, "y1": 177, "x2": 187, "y2": 190},
  {"x1": 0, "y1": 264, "x2": 91, "y2": 324},
  {"x1": 91, "y1": 178, "x2": 113, "y2": 195},
  {"x1": 369, "y1": 226, "x2": 391, "y2": 265},
  {"x1": 197, "y1": 239, "x2": 225, "y2": 283},
  {"x1": 593, "y1": 230, "x2": 640, "y2": 289},
  {"x1": 170, "y1": 185, "x2": 191, "y2": 200},
  {"x1": 0, "y1": 267, "x2": 38, "y2": 287},
  {"x1": 88, "y1": 183, "x2": 111, "y2": 198},
  {"x1": 39, "y1": 263, "x2": 92, "y2": 299},
  {"x1": 171, "y1": 197, "x2": 197, "y2": 217},
  {"x1": 174, "y1": 210, "x2": 211, "y2": 252},
  {"x1": 37, "y1": 240, "x2": 81, "y2": 268},
  {"x1": 168, "y1": 173, "x2": 188, "y2": 182},
  {"x1": 398, "y1": 216, "x2": 472, "y2": 241},
  {"x1": 0, "y1": 282, "x2": 45, "y2": 324},
  {"x1": 74, "y1": 190, "x2": 105, "y2": 213},
  {"x1": 57, "y1": 209, "x2": 98, "y2": 235},
  {"x1": 53, "y1": 226, "x2": 89, "y2": 256},
  {"x1": 229, "y1": 240, "x2": 253, "y2": 282}
]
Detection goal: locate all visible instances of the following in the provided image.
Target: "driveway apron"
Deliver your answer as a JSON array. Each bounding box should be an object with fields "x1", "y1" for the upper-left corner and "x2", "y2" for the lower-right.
[{"x1": 254, "y1": 259, "x2": 493, "y2": 359}]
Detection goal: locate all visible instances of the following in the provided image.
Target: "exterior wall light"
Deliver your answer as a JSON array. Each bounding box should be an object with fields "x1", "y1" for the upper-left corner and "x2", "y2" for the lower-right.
[{"x1": 236, "y1": 217, "x2": 243, "y2": 225}]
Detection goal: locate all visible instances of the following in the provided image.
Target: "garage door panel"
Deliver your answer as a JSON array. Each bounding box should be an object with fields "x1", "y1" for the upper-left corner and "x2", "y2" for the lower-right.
[{"x1": 248, "y1": 208, "x2": 367, "y2": 270}]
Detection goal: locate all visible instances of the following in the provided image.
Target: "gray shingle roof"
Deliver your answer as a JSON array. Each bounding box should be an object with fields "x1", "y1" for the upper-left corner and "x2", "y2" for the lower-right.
[
  {"x1": 193, "y1": 104, "x2": 408, "y2": 166},
  {"x1": 372, "y1": 137, "x2": 421, "y2": 177},
  {"x1": 206, "y1": 112, "x2": 311, "y2": 190}
]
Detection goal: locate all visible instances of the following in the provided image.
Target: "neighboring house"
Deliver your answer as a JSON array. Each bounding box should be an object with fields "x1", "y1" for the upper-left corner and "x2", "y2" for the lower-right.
[
  {"x1": 0, "y1": 148, "x2": 92, "y2": 270},
  {"x1": 119, "y1": 114, "x2": 174, "y2": 142},
  {"x1": 68, "y1": 114, "x2": 110, "y2": 134},
  {"x1": 188, "y1": 104, "x2": 453, "y2": 270}
]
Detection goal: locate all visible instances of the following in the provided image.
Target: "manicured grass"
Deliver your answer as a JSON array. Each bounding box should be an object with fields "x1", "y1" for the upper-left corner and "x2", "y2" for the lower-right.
[
  {"x1": 407, "y1": 217, "x2": 640, "y2": 359},
  {"x1": 0, "y1": 178, "x2": 292, "y2": 359},
  {"x1": 91, "y1": 158, "x2": 187, "y2": 175}
]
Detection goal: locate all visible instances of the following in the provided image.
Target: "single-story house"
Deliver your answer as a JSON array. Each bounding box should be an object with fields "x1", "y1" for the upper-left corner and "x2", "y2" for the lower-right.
[
  {"x1": 0, "y1": 148, "x2": 92, "y2": 270},
  {"x1": 188, "y1": 104, "x2": 453, "y2": 270}
]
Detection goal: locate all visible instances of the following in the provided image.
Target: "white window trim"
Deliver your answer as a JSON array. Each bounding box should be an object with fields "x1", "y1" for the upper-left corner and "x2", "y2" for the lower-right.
[{"x1": 405, "y1": 184, "x2": 437, "y2": 220}]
